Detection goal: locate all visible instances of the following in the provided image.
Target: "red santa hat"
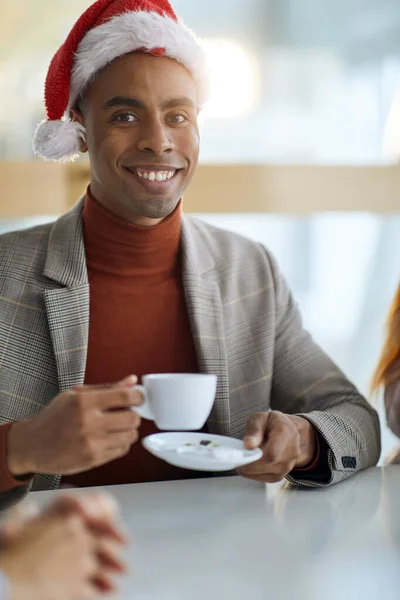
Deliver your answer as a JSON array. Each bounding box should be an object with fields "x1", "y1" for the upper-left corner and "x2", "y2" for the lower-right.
[{"x1": 33, "y1": 0, "x2": 208, "y2": 162}]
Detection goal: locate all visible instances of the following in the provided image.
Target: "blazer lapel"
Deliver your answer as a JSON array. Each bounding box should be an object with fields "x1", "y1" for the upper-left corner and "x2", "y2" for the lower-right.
[
  {"x1": 181, "y1": 217, "x2": 231, "y2": 436},
  {"x1": 43, "y1": 200, "x2": 89, "y2": 393}
]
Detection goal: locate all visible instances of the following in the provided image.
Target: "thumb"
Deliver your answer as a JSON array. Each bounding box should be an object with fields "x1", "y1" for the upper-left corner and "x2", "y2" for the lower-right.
[{"x1": 243, "y1": 412, "x2": 269, "y2": 449}]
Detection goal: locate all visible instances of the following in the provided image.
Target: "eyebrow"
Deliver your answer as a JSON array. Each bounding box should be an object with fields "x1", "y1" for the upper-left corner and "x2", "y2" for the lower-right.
[{"x1": 103, "y1": 96, "x2": 197, "y2": 111}]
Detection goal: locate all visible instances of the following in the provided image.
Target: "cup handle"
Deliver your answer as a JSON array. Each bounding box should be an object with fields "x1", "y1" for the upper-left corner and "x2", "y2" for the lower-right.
[{"x1": 132, "y1": 385, "x2": 155, "y2": 421}]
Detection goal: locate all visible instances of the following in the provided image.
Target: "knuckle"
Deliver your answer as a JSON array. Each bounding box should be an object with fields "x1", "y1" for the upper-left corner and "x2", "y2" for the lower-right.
[
  {"x1": 65, "y1": 515, "x2": 83, "y2": 535},
  {"x1": 123, "y1": 443, "x2": 132, "y2": 456},
  {"x1": 264, "y1": 449, "x2": 279, "y2": 464},
  {"x1": 125, "y1": 433, "x2": 135, "y2": 449},
  {"x1": 120, "y1": 389, "x2": 133, "y2": 404},
  {"x1": 274, "y1": 411, "x2": 291, "y2": 428},
  {"x1": 132, "y1": 390, "x2": 143, "y2": 405},
  {"x1": 270, "y1": 411, "x2": 289, "y2": 427},
  {"x1": 81, "y1": 553, "x2": 97, "y2": 576},
  {"x1": 71, "y1": 391, "x2": 84, "y2": 411},
  {"x1": 132, "y1": 412, "x2": 141, "y2": 428}
]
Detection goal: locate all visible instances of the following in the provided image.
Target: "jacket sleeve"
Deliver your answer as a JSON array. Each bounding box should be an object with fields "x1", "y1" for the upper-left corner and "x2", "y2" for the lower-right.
[{"x1": 264, "y1": 248, "x2": 381, "y2": 487}]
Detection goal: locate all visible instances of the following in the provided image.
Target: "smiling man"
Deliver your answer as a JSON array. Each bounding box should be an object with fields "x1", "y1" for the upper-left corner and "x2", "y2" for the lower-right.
[
  {"x1": 75, "y1": 52, "x2": 201, "y2": 226},
  {"x1": 0, "y1": 0, "x2": 380, "y2": 501}
]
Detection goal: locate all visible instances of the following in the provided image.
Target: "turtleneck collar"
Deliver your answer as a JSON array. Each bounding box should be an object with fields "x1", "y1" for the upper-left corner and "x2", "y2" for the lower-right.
[{"x1": 82, "y1": 187, "x2": 183, "y2": 279}]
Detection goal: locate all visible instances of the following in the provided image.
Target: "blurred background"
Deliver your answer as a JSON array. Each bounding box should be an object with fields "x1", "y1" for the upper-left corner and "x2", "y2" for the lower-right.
[{"x1": 1, "y1": 0, "x2": 400, "y2": 458}]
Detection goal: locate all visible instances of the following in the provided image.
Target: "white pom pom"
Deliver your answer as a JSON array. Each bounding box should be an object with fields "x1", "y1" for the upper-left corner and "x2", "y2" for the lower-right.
[{"x1": 32, "y1": 119, "x2": 86, "y2": 163}]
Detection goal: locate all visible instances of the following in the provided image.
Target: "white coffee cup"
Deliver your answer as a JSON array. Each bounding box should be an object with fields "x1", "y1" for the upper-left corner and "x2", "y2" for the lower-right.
[{"x1": 134, "y1": 373, "x2": 217, "y2": 430}]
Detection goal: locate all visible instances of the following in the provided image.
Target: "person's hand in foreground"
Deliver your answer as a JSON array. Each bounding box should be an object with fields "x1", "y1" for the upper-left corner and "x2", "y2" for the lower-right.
[
  {"x1": 238, "y1": 411, "x2": 317, "y2": 483},
  {"x1": 0, "y1": 492, "x2": 128, "y2": 599}
]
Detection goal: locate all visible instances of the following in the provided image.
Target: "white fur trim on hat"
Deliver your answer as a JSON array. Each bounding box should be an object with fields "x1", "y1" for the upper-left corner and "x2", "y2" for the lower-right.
[
  {"x1": 33, "y1": 119, "x2": 86, "y2": 162},
  {"x1": 69, "y1": 10, "x2": 209, "y2": 110}
]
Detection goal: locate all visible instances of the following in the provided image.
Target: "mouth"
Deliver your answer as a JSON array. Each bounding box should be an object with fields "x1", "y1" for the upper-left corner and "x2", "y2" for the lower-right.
[{"x1": 123, "y1": 166, "x2": 182, "y2": 186}]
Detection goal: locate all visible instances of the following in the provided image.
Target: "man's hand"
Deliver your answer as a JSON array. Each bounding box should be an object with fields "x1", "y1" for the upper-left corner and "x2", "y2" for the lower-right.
[
  {"x1": 238, "y1": 411, "x2": 317, "y2": 483},
  {"x1": 7, "y1": 376, "x2": 143, "y2": 477}
]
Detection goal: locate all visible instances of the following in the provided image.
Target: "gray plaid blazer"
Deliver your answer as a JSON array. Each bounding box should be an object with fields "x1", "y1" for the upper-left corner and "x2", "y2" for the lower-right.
[{"x1": 0, "y1": 200, "x2": 380, "y2": 494}]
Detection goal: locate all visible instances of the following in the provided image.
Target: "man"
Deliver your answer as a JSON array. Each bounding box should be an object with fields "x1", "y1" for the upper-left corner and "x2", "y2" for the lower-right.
[
  {"x1": 0, "y1": 492, "x2": 127, "y2": 599},
  {"x1": 0, "y1": 0, "x2": 380, "y2": 500}
]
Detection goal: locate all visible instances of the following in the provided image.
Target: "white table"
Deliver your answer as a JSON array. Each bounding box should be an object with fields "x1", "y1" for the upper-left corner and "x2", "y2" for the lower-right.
[{"x1": 28, "y1": 468, "x2": 400, "y2": 600}]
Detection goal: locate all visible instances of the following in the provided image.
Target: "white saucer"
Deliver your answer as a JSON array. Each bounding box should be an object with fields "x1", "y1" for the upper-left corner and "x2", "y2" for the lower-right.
[{"x1": 142, "y1": 432, "x2": 263, "y2": 472}]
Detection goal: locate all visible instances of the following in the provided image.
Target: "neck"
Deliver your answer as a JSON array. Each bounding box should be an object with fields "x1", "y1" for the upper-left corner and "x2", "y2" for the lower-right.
[
  {"x1": 89, "y1": 183, "x2": 172, "y2": 227},
  {"x1": 83, "y1": 188, "x2": 183, "y2": 278}
]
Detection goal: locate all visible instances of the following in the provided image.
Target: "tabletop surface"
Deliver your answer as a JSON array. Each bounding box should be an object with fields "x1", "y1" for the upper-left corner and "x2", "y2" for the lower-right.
[{"x1": 29, "y1": 468, "x2": 400, "y2": 600}]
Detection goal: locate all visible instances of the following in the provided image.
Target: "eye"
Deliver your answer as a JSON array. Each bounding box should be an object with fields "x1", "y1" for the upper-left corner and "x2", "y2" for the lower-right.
[
  {"x1": 167, "y1": 114, "x2": 187, "y2": 124},
  {"x1": 115, "y1": 114, "x2": 138, "y2": 123}
]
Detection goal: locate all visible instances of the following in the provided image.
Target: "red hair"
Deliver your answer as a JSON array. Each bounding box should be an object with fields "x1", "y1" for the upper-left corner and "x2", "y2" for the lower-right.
[{"x1": 371, "y1": 282, "x2": 400, "y2": 392}]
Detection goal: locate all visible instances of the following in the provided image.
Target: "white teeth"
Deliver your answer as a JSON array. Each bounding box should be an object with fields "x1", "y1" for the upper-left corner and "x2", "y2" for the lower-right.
[{"x1": 133, "y1": 169, "x2": 176, "y2": 181}]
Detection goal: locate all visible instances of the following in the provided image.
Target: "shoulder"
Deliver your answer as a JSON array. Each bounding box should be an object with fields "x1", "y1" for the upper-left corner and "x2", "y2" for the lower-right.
[
  {"x1": 182, "y1": 216, "x2": 283, "y2": 306},
  {"x1": 0, "y1": 219, "x2": 55, "y2": 250},
  {"x1": 0, "y1": 201, "x2": 83, "y2": 282},
  {"x1": 183, "y1": 215, "x2": 272, "y2": 266},
  {"x1": 0, "y1": 221, "x2": 54, "y2": 281}
]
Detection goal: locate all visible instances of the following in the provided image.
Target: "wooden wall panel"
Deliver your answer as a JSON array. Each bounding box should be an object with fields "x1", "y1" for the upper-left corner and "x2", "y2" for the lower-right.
[
  {"x1": 0, "y1": 161, "x2": 68, "y2": 217},
  {"x1": 1, "y1": 162, "x2": 400, "y2": 216}
]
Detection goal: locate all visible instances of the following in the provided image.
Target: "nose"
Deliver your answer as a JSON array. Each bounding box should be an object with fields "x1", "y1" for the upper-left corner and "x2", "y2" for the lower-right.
[{"x1": 137, "y1": 118, "x2": 175, "y2": 156}]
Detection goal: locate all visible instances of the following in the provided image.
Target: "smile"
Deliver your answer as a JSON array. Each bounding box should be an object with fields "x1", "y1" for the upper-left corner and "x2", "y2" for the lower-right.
[{"x1": 124, "y1": 167, "x2": 179, "y2": 183}]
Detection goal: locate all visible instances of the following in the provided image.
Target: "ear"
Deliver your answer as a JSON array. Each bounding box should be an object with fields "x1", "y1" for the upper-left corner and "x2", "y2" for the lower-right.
[{"x1": 70, "y1": 107, "x2": 88, "y2": 154}]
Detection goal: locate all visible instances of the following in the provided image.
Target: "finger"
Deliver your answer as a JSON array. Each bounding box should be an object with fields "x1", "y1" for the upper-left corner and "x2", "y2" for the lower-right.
[
  {"x1": 51, "y1": 491, "x2": 121, "y2": 520},
  {"x1": 97, "y1": 538, "x2": 128, "y2": 572},
  {"x1": 89, "y1": 492, "x2": 120, "y2": 520},
  {"x1": 89, "y1": 520, "x2": 129, "y2": 545},
  {"x1": 243, "y1": 412, "x2": 270, "y2": 449},
  {"x1": 91, "y1": 436, "x2": 138, "y2": 468},
  {"x1": 92, "y1": 573, "x2": 118, "y2": 595},
  {"x1": 105, "y1": 430, "x2": 138, "y2": 450},
  {"x1": 239, "y1": 426, "x2": 295, "y2": 476},
  {"x1": 237, "y1": 456, "x2": 266, "y2": 476},
  {"x1": 45, "y1": 494, "x2": 128, "y2": 544},
  {"x1": 95, "y1": 388, "x2": 143, "y2": 411},
  {"x1": 102, "y1": 410, "x2": 141, "y2": 433},
  {"x1": 238, "y1": 456, "x2": 295, "y2": 477},
  {"x1": 84, "y1": 494, "x2": 129, "y2": 545},
  {"x1": 261, "y1": 415, "x2": 297, "y2": 465},
  {"x1": 73, "y1": 375, "x2": 138, "y2": 393}
]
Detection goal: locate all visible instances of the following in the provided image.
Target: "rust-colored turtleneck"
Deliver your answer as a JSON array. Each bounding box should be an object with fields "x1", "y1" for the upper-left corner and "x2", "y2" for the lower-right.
[{"x1": 63, "y1": 190, "x2": 204, "y2": 487}]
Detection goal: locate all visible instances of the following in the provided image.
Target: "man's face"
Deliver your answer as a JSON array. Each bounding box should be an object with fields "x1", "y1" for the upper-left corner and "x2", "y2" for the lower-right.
[{"x1": 73, "y1": 53, "x2": 200, "y2": 225}]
